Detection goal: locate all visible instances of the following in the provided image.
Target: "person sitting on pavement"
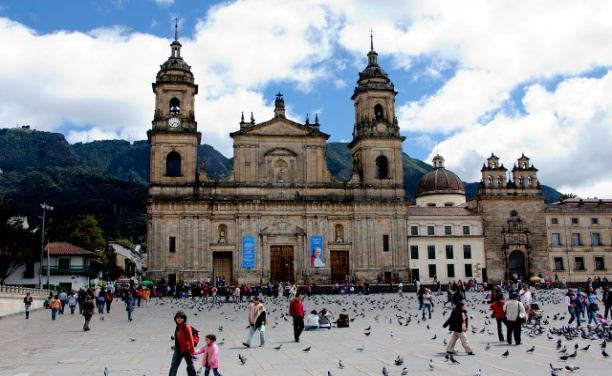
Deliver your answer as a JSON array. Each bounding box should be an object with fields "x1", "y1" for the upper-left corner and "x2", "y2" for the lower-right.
[
  {"x1": 318, "y1": 308, "x2": 333, "y2": 329},
  {"x1": 305, "y1": 310, "x2": 320, "y2": 330}
]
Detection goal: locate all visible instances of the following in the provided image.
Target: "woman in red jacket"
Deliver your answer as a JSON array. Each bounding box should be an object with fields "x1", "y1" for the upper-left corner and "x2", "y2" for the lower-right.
[
  {"x1": 289, "y1": 293, "x2": 305, "y2": 342},
  {"x1": 169, "y1": 311, "x2": 196, "y2": 376},
  {"x1": 490, "y1": 293, "x2": 506, "y2": 342}
]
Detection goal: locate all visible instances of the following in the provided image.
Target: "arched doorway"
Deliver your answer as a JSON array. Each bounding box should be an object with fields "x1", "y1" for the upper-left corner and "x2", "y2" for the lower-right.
[{"x1": 508, "y1": 250, "x2": 526, "y2": 279}]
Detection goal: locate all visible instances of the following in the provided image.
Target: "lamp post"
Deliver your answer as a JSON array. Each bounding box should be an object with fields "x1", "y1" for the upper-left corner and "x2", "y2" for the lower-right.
[{"x1": 39, "y1": 202, "x2": 53, "y2": 290}]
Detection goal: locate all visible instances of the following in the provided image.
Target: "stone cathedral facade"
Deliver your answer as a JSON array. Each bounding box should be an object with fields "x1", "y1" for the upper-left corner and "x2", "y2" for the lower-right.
[{"x1": 146, "y1": 34, "x2": 585, "y2": 286}]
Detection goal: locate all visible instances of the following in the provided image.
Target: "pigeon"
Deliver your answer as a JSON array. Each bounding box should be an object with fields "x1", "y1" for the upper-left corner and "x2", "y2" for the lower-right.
[
  {"x1": 603, "y1": 349, "x2": 609, "y2": 358},
  {"x1": 502, "y1": 350, "x2": 509, "y2": 357},
  {"x1": 357, "y1": 345, "x2": 365, "y2": 352},
  {"x1": 395, "y1": 355, "x2": 404, "y2": 366},
  {"x1": 485, "y1": 343, "x2": 490, "y2": 351},
  {"x1": 338, "y1": 360, "x2": 344, "y2": 369},
  {"x1": 474, "y1": 369, "x2": 482, "y2": 376},
  {"x1": 103, "y1": 367, "x2": 109, "y2": 376},
  {"x1": 565, "y1": 365, "x2": 580, "y2": 372},
  {"x1": 431, "y1": 334, "x2": 437, "y2": 340},
  {"x1": 364, "y1": 326, "x2": 371, "y2": 331},
  {"x1": 274, "y1": 344, "x2": 282, "y2": 350},
  {"x1": 549, "y1": 363, "x2": 562, "y2": 372},
  {"x1": 328, "y1": 372, "x2": 334, "y2": 376},
  {"x1": 238, "y1": 353, "x2": 247, "y2": 365},
  {"x1": 526, "y1": 346, "x2": 535, "y2": 353},
  {"x1": 130, "y1": 338, "x2": 136, "y2": 342},
  {"x1": 428, "y1": 359, "x2": 434, "y2": 371},
  {"x1": 303, "y1": 346, "x2": 311, "y2": 352},
  {"x1": 382, "y1": 366, "x2": 389, "y2": 376},
  {"x1": 580, "y1": 344, "x2": 590, "y2": 351},
  {"x1": 364, "y1": 332, "x2": 371, "y2": 336}
]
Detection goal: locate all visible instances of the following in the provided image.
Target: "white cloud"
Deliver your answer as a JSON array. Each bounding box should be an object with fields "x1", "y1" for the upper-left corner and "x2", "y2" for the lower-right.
[
  {"x1": 431, "y1": 73, "x2": 612, "y2": 197},
  {"x1": 153, "y1": 0, "x2": 174, "y2": 5}
]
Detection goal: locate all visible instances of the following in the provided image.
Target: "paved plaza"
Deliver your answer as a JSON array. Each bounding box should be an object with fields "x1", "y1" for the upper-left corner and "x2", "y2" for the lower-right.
[{"x1": 1, "y1": 290, "x2": 611, "y2": 376}]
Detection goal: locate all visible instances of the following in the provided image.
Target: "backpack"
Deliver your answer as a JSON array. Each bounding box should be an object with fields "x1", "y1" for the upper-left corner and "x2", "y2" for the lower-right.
[{"x1": 189, "y1": 325, "x2": 200, "y2": 347}]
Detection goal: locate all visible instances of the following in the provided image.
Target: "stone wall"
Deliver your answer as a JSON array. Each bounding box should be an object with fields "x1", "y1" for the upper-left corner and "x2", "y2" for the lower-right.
[{"x1": 0, "y1": 285, "x2": 47, "y2": 317}]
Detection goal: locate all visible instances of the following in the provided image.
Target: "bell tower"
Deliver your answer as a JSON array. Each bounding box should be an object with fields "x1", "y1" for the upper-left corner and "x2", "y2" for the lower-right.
[
  {"x1": 348, "y1": 33, "x2": 405, "y2": 198},
  {"x1": 148, "y1": 19, "x2": 200, "y2": 187}
]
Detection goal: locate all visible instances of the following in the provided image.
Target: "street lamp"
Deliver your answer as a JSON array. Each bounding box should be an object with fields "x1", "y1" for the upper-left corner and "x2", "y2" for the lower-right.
[{"x1": 39, "y1": 202, "x2": 53, "y2": 290}]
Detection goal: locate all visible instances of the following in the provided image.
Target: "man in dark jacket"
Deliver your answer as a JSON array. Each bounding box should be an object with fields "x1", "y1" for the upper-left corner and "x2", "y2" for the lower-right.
[
  {"x1": 443, "y1": 303, "x2": 475, "y2": 354},
  {"x1": 603, "y1": 285, "x2": 612, "y2": 319},
  {"x1": 82, "y1": 295, "x2": 95, "y2": 331},
  {"x1": 168, "y1": 311, "x2": 196, "y2": 376}
]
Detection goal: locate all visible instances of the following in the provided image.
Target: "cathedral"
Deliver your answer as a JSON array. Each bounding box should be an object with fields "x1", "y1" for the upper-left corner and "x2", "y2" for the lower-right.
[{"x1": 146, "y1": 32, "x2": 593, "y2": 286}]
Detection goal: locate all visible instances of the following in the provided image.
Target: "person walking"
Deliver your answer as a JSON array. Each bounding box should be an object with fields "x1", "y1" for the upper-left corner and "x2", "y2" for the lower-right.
[
  {"x1": 443, "y1": 303, "x2": 475, "y2": 355},
  {"x1": 67, "y1": 292, "x2": 77, "y2": 314},
  {"x1": 604, "y1": 285, "x2": 612, "y2": 320},
  {"x1": 58, "y1": 290, "x2": 67, "y2": 314},
  {"x1": 23, "y1": 292, "x2": 33, "y2": 319},
  {"x1": 125, "y1": 291, "x2": 135, "y2": 322},
  {"x1": 49, "y1": 295, "x2": 61, "y2": 320},
  {"x1": 168, "y1": 311, "x2": 197, "y2": 376},
  {"x1": 504, "y1": 291, "x2": 526, "y2": 345},
  {"x1": 104, "y1": 290, "x2": 113, "y2": 313},
  {"x1": 490, "y1": 292, "x2": 506, "y2": 342},
  {"x1": 586, "y1": 287, "x2": 602, "y2": 326},
  {"x1": 82, "y1": 295, "x2": 95, "y2": 331},
  {"x1": 289, "y1": 293, "x2": 305, "y2": 342},
  {"x1": 194, "y1": 334, "x2": 223, "y2": 376},
  {"x1": 564, "y1": 289, "x2": 581, "y2": 327},
  {"x1": 422, "y1": 288, "x2": 433, "y2": 320},
  {"x1": 242, "y1": 296, "x2": 266, "y2": 348},
  {"x1": 96, "y1": 291, "x2": 106, "y2": 317}
]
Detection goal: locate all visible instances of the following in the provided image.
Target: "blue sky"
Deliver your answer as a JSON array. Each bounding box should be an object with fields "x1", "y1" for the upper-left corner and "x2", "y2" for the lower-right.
[{"x1": 1, "y1": 0, "x2": 611, "y2": 197}]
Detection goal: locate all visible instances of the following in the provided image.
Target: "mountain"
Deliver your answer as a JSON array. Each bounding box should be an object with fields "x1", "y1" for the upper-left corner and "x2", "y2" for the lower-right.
[{"x1": 0, "y1": 127, "x2": 562, "y2": 239}]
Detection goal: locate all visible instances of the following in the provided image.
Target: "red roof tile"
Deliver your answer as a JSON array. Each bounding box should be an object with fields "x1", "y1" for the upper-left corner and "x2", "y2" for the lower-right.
[{"x1": 45, "y1": 242, "x2": 95, "y2": 256}]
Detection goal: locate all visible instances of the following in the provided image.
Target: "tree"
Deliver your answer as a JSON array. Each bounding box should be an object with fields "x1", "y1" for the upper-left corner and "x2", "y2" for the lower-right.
[
  {"x1": 0, "y1": 197, "x2": 38, "y2": 284},
  {"x1": 557, "y1": 193, "x2": 578, "y2": 202},
  {"x1": 66, "y1": 215, "x2": 106, "y2": 252},
  {"x1": 91, "y1": 243, "x2": 122, "y2": 281}
]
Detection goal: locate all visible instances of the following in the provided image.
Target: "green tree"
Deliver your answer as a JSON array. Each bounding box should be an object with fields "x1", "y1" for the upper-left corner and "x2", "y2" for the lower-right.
[
  {"x1": 91, "y1": 243, "x2": 122, "y2": 280},
  {"x1": 557, "y1": 193, "x2": 578, "y2": 202},
  {"x1": 66, "y1": 215, "x2": 106, "y2": 252},
  {"x1": 0, "y1": 197, "x2": 38, "y2": 284}
]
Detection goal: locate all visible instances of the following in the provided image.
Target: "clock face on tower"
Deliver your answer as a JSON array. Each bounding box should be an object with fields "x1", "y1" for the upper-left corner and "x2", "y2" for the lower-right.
[{"x1": 168, "y1": 117, "x2": 181, "y2": 128}]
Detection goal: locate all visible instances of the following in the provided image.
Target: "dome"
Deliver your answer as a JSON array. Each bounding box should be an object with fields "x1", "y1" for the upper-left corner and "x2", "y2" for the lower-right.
[
  {"x1": 156, "y1": 41, "x2": 195, "y2": 85},
  {"x1": 416, "y1": 166, "x2": 465, "y2": 197}
]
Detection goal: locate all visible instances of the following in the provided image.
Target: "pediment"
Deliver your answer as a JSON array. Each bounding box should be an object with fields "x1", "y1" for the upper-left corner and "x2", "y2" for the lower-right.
[{"x1": 231, "y1": 117, "x2": 329, "y2": 139}]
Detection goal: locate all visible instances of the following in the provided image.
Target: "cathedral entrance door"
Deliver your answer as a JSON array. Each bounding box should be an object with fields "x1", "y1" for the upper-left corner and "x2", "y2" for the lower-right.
[
  {"x1": 330, "y1": 251, "x2": 349, "y2": 283},
  {"x1": 508, "y1": 250, "x2": 526, "y2": 279},
  {"x1": 213, "y1": 252, "x2": 233, "y2": 285},
  {"x1": 270, "y1": 245, "x2": 294, "y2": 283}
]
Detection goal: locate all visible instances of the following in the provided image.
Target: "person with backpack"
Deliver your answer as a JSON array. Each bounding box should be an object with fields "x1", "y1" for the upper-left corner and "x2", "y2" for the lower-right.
[
  {"x1": 242, "y1": 296, "x2": 266, "y2": 347},
  {"x1": 104, "y1": 290, "x2": 113, "y2": 313},
  {"x1": 169, "y1": 311, "x2": 197, "y2": 376}
]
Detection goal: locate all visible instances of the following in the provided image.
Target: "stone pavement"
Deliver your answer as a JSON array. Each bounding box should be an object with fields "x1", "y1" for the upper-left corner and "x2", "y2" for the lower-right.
[{"x1": 0, "y1": 290, "x2": 611, "y2": 376}]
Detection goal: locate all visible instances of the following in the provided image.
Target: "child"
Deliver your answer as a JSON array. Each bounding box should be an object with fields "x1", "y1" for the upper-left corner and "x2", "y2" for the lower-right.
[{"x1": 194, "y1": 334, "x2": 222, "y2": 376}]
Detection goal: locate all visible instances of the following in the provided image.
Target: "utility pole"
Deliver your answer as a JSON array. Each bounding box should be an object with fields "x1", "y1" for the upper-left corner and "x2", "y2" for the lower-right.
[{"x1": 39, "y1": 202, "x2": 53, "y2": 290}]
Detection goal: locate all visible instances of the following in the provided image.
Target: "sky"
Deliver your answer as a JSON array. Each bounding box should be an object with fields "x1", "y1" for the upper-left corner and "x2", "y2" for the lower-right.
[{"x1": 0, "y1": 0, "x2": 611, "y2": 198}]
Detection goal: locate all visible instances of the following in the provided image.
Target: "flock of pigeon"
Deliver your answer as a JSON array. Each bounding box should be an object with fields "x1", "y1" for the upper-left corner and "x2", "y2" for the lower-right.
[{"x1": 150, "y1": 289, "x2": 611, "y2": 375}]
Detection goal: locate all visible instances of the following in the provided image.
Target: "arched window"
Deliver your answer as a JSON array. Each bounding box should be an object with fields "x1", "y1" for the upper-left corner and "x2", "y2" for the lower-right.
[
  {"x1": 374, "y1": 104, "x2": 384, "y2": 120},
  {"x1": 518, "y1": 176, "x2": 525, "y2": 186},
  {"x1": 496, "y1": 176, "x2": 502, "y2": 187},
  {"x1": 218, "y1": 224, "x2": 227, "y2": 243},
  {"x1": 487, "y1": 176, "x2": 493, "y2": 187},
  {"x1": 166, "y1": 151, "x2": 182, "y2": 177},
  {"x1": 274, "y1": 159, "x2": 288, "y2": 182},
  {"x1": 510, "y1": 210, "x2": 518, "y2": 217},
  {"x1": 527, "y1": 176, "x2": 533, "y2": 187},
  {"x1": 376, "y1": 155, "x2": 389, "y2": 179},
  {"x1": 169, "y1": 97, "x2": 181, "y2": 115}
]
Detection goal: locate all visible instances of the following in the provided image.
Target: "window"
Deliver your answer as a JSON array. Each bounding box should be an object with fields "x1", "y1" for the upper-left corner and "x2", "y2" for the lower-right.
[
  {"x1": 375, "y1": 155, "x2": 389, "y2": 179},
  {"x1": 551, "y1": 233, "x2": 561, "y2": 246},
  {"x1": 518, "y1": 176, "x2": 524, "y2": 186},
  {"x1": 595, "y1": 257, "x2": 605, "y2": 271},
  {"x1": 58, "y1": 258, "x2": 70, "y2": 269},
  {"x1": 463, "y1": 245, "x2": 472, "y2": 259},
  {"x1": 487, "y1": 176, "x2": 493, "y2": 186},
  {"x1": 571, "y1": 233, "x2": 581, "y2": 246},
  {"x1": 510, "y1": 210, "x2": 518, "y2": 217},
  {"x1": 444, "y1": 226, "x2": 452, "y2": 235},
  {"x1": 445, "y1": 245, "x2": 454, "y2": 259},
  {"x1": 427, "y1": 245, "x2": 436, "y2": 259},
  {"x1": 554, "y1": 257, "x2": 564, "y2": 271},
  {"x1": 591, "y1": 217, "x2": 599, "y2": 225},
  {"x1": 374, "y1": 104, "x2": 384, "y2": 120},
  {"x1": 462, "y1": 226, "x2": 470, "y2": 235},
  {"x1": 496, "y1": 176, "x2": 502, "y2": 187},
  {"x1": 166, "y1": 151, "x2": 182, "y2": 177},
  {"x1": 410, "y1": 226, "x2": 418, "y2": 236},
  {"x1": 571, "y1": 217, "x2": 579, "y2": 225},
  {"x1": 447, "y1": 264, "x2": 455, "y2": 278},
  {"x1": 169, "y1": 236, "x2": 176, "y2": 253},
  {"x1": 574, "y1": 257, "x2": 585, "y2": 270},
  {"x1": 527, "y1": 176, "x2": 533, "y2": 187},
  {"x1": 383, "y1": 235, "x2": 390, "y2": 252},
  {"x1": 427, "y1": 226, "x2": 435, "y2": 236},
  {"x1": 169, "y1": 97, "x2": 181, "y2": 114},
  {"x1": 334, "y1": 224, "x2": 344, "y2": 242},
  {"x1": 551, "y1": 218, "x2": 559, "y2": 225},
  {"x1": 410, "y1": 245, "x2": 419, "y2": 259},
  {"x1": 428, "y1": 264, "x2": 437, "y2": 278},
  {"x1": 591, "y1": 233, "x2": 601, "y2": 246},
  {"x1": 464, "y1": 264, "x2": 473, "y2": 277}
]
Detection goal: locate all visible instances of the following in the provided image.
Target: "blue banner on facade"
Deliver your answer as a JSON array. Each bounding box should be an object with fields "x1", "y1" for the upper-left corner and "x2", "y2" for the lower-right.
[
  {"x1": 242, "y1": 235, "x2": 256, "y2": 269},
  {"x1": 309, "y1": 235, "x2": 325, "y2": 268}
]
